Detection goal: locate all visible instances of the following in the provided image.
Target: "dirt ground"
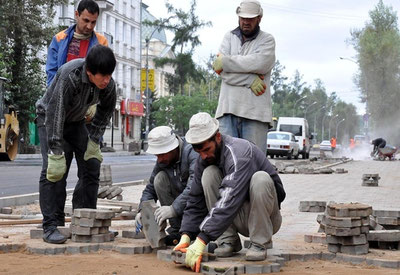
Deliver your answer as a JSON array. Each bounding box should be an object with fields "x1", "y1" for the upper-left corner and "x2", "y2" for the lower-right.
[{"x1": 0, "y1": 251, "x2": 399, "y2": 275}]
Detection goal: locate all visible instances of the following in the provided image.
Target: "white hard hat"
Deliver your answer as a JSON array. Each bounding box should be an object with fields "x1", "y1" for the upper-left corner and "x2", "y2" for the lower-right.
[
  {"x1": 146, "y1": 126, "x2": 179, "y2": 155},
  {"x1": 185, "y1": 112, "x2": 219, "y2": 144},
  {"x1": 236, "y1": 0, "x2": 263, "y2": 18}
]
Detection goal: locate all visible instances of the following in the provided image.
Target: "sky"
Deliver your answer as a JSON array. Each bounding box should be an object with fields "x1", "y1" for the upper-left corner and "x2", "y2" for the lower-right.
[{"x1": 143, "y1": 0, "x2": 400, "y2": 115}]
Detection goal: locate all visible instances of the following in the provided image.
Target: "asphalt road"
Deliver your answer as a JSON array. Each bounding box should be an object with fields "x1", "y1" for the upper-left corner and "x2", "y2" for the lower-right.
[{"x1": 0, "y1": 154, "x2": 156, "y2": 197}]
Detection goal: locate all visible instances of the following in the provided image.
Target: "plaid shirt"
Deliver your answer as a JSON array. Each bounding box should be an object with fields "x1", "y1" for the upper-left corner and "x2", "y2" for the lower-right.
[{"x1": 36, "y1": 59, "x2": 116, "y2": 155}]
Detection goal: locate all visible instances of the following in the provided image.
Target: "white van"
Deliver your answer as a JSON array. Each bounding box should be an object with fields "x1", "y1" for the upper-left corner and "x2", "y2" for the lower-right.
[{"x1": 276, "y1": 117, "x2": 312, "y2": 159}]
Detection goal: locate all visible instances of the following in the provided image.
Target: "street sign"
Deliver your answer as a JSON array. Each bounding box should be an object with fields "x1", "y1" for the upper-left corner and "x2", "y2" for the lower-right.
[{"x1": 141, "y1": 69, "x2": 154, "y2": 92}]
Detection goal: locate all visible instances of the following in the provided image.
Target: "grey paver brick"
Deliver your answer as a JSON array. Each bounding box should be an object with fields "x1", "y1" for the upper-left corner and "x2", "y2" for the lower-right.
[
  {"x1": 376, "y1": 217, "x2": 400, "y2": 225},
  {"x1": 157, "y1": 249, "x2": 172, "y2": 262},
  {"x1": 200, "y1": 261, "x2": 245, "y2": 275},
  {"x1": 367, "y1": 230, "x2": 400, "y2": 242},
  {"x1": 335, "y1": 254, "x2": 366, "y2": 264},
  {"x1": 72, "y1": 217, "x2": 103, "y2": 227},
  {"x1": 340, "y1": 243, "x2": 369, "y2": 255},
  {"x1": 366, "y1": 258, "x2": 400, "y2": 269},
  {"x1": 122, "y1": 230, "x2": 145, "y2": 239},
  {"x1": 373, "y1": 209, "x2": 400, "y2": 218},
  {"x1": 71, "y1": 225, "x2": 99, "y2": 236},
  {"x1": 327, "y1": 234, "x2": 367, "y2": 245},
  {"x1": 141, "y1": 200, "x2": 166, "y2": 248},
  {"x1": 71, "y1": 234, "x2": 92, "y2": 243}
]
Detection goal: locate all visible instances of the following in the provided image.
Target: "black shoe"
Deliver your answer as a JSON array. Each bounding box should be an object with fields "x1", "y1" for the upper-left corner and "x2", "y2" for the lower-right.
[
  {"x1": 43, "y1": 228, "x2": 67, "y2": 244},
  {"x1": 165, "y1": 233, "x2": 180, "y2": 246}
]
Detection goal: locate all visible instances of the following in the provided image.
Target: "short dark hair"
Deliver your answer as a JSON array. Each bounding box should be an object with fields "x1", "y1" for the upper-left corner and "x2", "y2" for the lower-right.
[
  {"x1": 192, "y1": 134, "x2": 217, "y2": 151},
  {"x1": 86, "y1": 45, "x2": 116, "y2": 75},
  {"x1": 77, "y1": 0, "x2": 99, "y2": 15}
]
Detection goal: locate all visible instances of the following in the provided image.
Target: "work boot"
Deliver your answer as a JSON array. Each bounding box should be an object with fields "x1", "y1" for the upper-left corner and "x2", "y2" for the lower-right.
[
  {"x1": 214, "y1": 241, "x2": 242, "y2": 257},
  {"x1": 43, "y1": 228, "x2": 67, "y2": 244},
  {"x1": 245, "y1": 242, "x2": 267, "y2": 261}
]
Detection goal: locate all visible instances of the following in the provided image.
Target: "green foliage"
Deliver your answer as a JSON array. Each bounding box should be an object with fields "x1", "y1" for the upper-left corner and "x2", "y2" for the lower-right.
[
  {"x1": 152, "y1": 93, "x2": 217, "y2": 136},
  {"x1": 0, "y1": 0, "x2": 66, "y2": 152},
  {"x1": 350, "y1": 0, "x2": 400, "y2": 142},
  {"x1": 144, "y1": 0, "x2": 211, "y2": 95}
]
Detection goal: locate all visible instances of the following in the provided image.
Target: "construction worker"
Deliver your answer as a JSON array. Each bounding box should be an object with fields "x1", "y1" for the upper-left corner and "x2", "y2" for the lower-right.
[
  {"x1": 371, "y1": 138, "x2": 386, "y2": 157},
  {"x1": 174, "y1": 112, "x2": 285, "y2": 272},
  {"x1": 135, "y1": 126, "x2": 198, "y2": 245},
  {"x1": 212, "y1": 0, "x2": 275, "y2": 154},
  {"x1": 349, "y1": 138, "x2": 355, "y2": 150},
  {"x1": 44, "y1": 0, "x2": 108, "y2": 228},
  {"x1": 36, "y1": 45, "x2": 116, "y2": 244},
  {"x1": 330, "y1": 136, "x2": 337, "y2": 152}
]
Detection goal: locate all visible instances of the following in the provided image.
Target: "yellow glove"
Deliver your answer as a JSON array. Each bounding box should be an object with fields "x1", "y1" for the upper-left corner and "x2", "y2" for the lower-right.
[
  {"x1": 84, "y1": 138, "x2": 103, "y2": 162},
  {"x1": 212, "y1": 54, "x2": 223, "y2": 74},
  {"x1": 173, "y1": 234, "x2": 190, "y2": 253},
  {"x1": 250, "y1": 75, "x2": 266, "y2": 96},
  {"x1": 46, "y1": 154, "x2": 67, "y2": 182},
  {"x1": 185, "y1": 237, "x2": 206, "y2": 273},
  {"x1": 85, "y1": 104, "x2": 97, "y2": 122}
]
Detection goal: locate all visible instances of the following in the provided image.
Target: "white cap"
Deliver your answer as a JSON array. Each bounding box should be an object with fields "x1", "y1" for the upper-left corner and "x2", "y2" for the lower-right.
[
  {"x1": 236, "y1": 0, "x2": 263, "y2": 18},
  {"x1": 185, "y1": 112, "x2": 219, "y2": 144},
  {"x1": 146, "y1": 126, "x2": 179, "y2": 155}
]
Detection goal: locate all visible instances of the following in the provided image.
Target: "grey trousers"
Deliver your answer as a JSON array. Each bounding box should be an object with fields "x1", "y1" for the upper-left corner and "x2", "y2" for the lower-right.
[
  {"x1": 153, "y1": 171, "x2": 182, "y2": 233},
  {"x1": 202, "y1": 165, "x2": 282, "y2": 248}
]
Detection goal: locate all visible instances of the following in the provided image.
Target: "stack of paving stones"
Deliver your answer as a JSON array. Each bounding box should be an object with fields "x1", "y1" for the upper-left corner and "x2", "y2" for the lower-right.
[
  {"x1": 97, "y1": 164, "x2": 123, "y2": 201},
  {"x1": 299, "y1": 201, "x2": 326, "y2": 213},
  {"x1": 71, "y1": 208, "x2": 115, "y2": 243},
  {"x1": 361, "y1": 173, "x2": 380, "y2": 187},
  {"x1": 324, "y1": 202, "x2": 372, "y2": 255},
  {"x1": 368, "y1": 209, "x2": 400, "y2": 249},
  {"x1": 335, "y1": 168, "x2": 348, "y2": 174},
  {"x1": 0, "y1": 207, "x2": 12, "y2": 214}
]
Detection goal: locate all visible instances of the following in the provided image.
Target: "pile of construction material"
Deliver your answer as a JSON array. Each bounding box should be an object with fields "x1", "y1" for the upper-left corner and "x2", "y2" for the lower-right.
[
  {"x1": 368, "y1": 209, "x2": 400, "y2": 249},
  {"x1": 274, "y1": 158, "x2": 351, "y2": 174},
  {"x1": 299, "y1": 201, "x2": 326, "y2": 213},
  {"x1": 361, "y1": 173, "x2": 380, "y2": 187},
  {"x1": 323, "y1": 202, "x2": 372, "y2": 255},
  {"x1": 97, "y1": 164, "x2": 123, "y2": 200},
  {"x1": 71, "y1": 208, "x2": 115, "y2": 243}
]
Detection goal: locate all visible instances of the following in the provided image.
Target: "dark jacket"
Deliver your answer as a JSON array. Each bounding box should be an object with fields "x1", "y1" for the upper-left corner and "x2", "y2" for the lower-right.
[
  {"x1": 139, "y1": 136, "x2": 198, "y2": 216},
  {"x1": 180, "y1": 135, "x2": 285, "y2": 243},
  {"x1": 36, "y1": 59, "x2": 116, "y2": 155}
]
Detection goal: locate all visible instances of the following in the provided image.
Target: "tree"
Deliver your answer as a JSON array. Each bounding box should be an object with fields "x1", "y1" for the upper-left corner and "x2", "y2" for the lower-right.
[
  {"x1": 144, "y1": 0, "x2": 211, "y2": 95},
  {"x1": 350, "y1": 0, "x2": 400, "y2": 143},
  {"x1": 0, "y1": 0, "x2": 66, "y2": 152}
]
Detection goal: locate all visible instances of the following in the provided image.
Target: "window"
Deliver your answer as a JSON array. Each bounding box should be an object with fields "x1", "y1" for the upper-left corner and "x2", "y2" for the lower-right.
[
  {"x1": 131, "y1": 26, "x2": 135, "y2": 46},
  {"x1": 60, "y1": 4, "x2": 68, "y2": 17},
  {"x1": 113, "y1": 109, "x2": 119, "y2": 128},
  {"x1": 279, "y1": 124, "x2": 302, "y2": 136},
  {"x1": 123, "y1": 1, "x2": 127, "y2": 16},
  {"x1": 106, "y1": 15, "x2": 111, "y2": 33},
  {"x1": 122, "y1": 23, "x2": 126, "y2": 43},
  {"x1": 114, "y1": 19, "x2": 119, "y2": 41}
]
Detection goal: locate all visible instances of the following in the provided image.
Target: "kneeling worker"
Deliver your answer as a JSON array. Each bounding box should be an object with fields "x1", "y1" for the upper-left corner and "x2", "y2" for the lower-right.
[
  {"x1": 174, "y1": 112, "x2": 286, "y2": 272},
  {"x1": 135, "y1": 126, "x2": 198, "y2": 245}
]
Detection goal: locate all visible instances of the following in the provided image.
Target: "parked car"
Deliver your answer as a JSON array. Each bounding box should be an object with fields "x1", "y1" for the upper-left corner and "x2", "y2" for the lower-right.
[
  {"x1": 319, "y1": 140, "x2": 332, "y2": 151},
  {"x1": 267, "y1": 131, "x2": 300, "y2": 159},
  {"x1": 276, "y1": 117, "x2": 312, "y2": 159}
]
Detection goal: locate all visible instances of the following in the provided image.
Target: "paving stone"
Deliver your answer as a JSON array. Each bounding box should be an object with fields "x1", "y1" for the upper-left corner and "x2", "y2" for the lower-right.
[
  {"x1": 72, "y1": 217, "x2": 103, "y2": 227},
  {"x1": 366, "y1": 258, "x2": 400, "y2": 269},
  {"x1": 99, "y1": 164, "x2": 112, "y2": 182},
  {"x1": 340, "y1": 243, "x2": 369, "y2": 255},
  {"x1": 362, "y1": 173, "x2": 380, "y2": 180},
  {"x1": 71, "y1": 234, "x2": 92, "y2": 243},
  {"x1": 270, "y1": 263, "x2": 281, "y2": 273},
  {"x1": 113, "y1": 244, "x2": 148, "y2": 254},
  {"x1": 89, "y1": 244, "x2": 100, "y2": 252},
  {"x1": 325, "y1": 225, "x2": 361, "y2": 236},
  {"x1": 367, "y1": 230, "x2": 400, "y2": 242},
  {"x1": 327, "y1": 243, "x2": 340, "y2": 253},
  {"x1": 335, "y1": 254, "x2": 366, "y2": 264},
  {"x1": 98, "y1": 226, "x2": 109, "y2": 234},
  {"x1": 304, "y1": 233, "x2": 327, "y2": 244},
  {"x1": 376, "y1": 217, "x2": 400, "y2": 225},
  {"x1": 141, "y1": 200, "x2": 166, "y2": 248},
  {"x1": 98, "y1": 187, "x2": 113, "y2": 198},
  {"x1": 107, "y1": 186, "x2": 123, "y2": 199},
  {"x1": 170, "y1": 250, "x2": 217, "y2": 263},
  {"x1": 289, "y1": 253, "x2": 305, "y2": 261},
  {"x1": 200, "y1": 261, "x2": 245, "y2": 275},
  {"x1": 79, "y1": 245, "x2": 90, "y2": 253},
  {"x1": 157, "y1": 249, "x2": 172, "y2": 262},
  {"x1": 322, "y1": 215, "x2": 369, "y2": 228},
  {"x1": 91, "y1": 233, "x2": 114, "y2": 243},
  {"x1": 102, "y1": 219, "x2": 112, "y2": 227},
  {"x1": 335, "y1": 168, "x2": 348, "y2": 174},
  {"x1": 373, "y1": 209, "x2": 400, "y2": 218},
  {"x1": 327, "y1": 234, "x2": 367, "y2": 245},
  {"x1": 122, "y1": 230, "x2": 146, "y2": 239},
  {"x1": 326, "y1": 203, "x2": 372, "y2": 218},
  {"x1": 361, "y1": 180, "x2": 378, "y2": 187},
  {"x1": 73, "y1": 208, "x2": 115, "y2": 220},
  {"x1": 0, "y1": 207, "x2": 12, "y2": 214},
  {"x1": 321, "y1": 252, "x2": 336, "y2": 260},
  {"x1": 244, "y1": 264, "x2": 265, "y2": 274},
  {"x1": 65, "y1": 245, "x2": 81, "y2": 254},
  {"x1": 71, "y1": 225, "x2": 99, "y2": 236},
  {"x1": 369, "y1": 215, "x2": 385, "y2": 230},
  {"x1": 0, "y1": 244, "x2": 22, "y2": 253},
  {"x1": 303, "y1": 253, "x2": 322, "y2": 261},
  {"x1": 99, "y1": 243, "x2": 114, "y2": 251}
]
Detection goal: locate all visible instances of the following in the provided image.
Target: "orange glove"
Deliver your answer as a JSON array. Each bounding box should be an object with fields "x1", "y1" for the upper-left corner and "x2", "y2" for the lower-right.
[
  {"x1": 250, "y1": 75, "x2": 266, "y2": 96},
  {"x1": 212, "y1": 54, "x2": 223, "y2": 75},
  {"x1": 185, "y1": 237, "x2": 206, "y2": 273},
  {"x1": 173, "y1": 234, "x2": 190, "y2": 253}
]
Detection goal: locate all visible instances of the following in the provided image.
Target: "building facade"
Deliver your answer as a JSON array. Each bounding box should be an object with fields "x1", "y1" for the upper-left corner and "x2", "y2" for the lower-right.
[{"x1": 53, "y1": 0, "x2": 143, "y2": 151}]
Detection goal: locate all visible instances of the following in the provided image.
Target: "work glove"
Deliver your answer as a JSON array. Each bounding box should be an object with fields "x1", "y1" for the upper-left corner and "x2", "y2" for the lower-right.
[
  {"x1": 46, "y1": 154, "x2": 67, "y2": 182},
  {"x1": 154, "y1": 206, "x2": 177, "y2": 226},
  {"x1": 84, "y1": 138, "x2": 103, "y2": 162},
  {"x1": 212, "y1": 54, "x2": 223, "y2": 74},
  {"x1": 185, "y1": 237, "x2": 206, "y2": 273},
  {"x1": 134, "y1": 212, "x2": 142, "y2": 233},
  {"x1": 250, "y1": 75, "x2": 266, "y2": 96},
  {"x1": 173, "y1": 234, "x2": 191, "y2": 253}
]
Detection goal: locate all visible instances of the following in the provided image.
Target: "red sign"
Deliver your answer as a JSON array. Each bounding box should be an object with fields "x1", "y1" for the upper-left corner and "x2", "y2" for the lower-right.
[{"x1": 120, "y1": 100, "x2": 144, "y2": 116}]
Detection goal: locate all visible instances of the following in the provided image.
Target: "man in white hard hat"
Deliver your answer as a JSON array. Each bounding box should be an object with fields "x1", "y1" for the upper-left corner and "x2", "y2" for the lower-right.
[
  {"x1": 173, "y1": 112, "x2": 285, "y2": 272},
  {"x1": 135, "y1": 126, "x2": 198, "y2": 245},
  {"x1": 212, "y1": 0, "x2": 275, "y2": 154}
]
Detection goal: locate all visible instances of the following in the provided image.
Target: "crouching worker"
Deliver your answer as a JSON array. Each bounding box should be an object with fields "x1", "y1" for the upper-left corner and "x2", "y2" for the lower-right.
[
  {"x1": 173, "y1": 112, "x2": 285, "y2": 272},
  {"x1": 135, "y1": 126, "x2": 198, "y2": 245}
]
